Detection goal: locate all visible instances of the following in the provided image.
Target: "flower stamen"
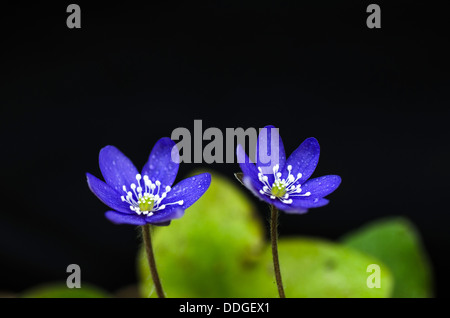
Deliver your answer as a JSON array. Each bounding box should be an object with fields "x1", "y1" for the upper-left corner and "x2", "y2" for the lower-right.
[
  {"x1": 121, "y1": 174, "x2": 182, "y2": 215},
  {"x1": 257, "y1": 165, "x2": 311, "y2": 204}
]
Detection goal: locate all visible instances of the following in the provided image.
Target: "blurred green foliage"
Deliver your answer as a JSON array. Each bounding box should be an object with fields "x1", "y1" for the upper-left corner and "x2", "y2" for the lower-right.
[
  {"x1": 341, "y1": 217, "x2": 433, "y2": 297},
  {"x1": 21, "y1": 283, "x2": 110, "y2": 298},
  {"x1": 254, "y1": 239, "x2": 393, "y2": 297},
  {"x1": 138, "y1": 171, "x2": 401, "y2": 298}
]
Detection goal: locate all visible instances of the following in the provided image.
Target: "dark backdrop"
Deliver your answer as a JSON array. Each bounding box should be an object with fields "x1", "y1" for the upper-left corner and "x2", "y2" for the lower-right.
[{"x1": 1, "y1": 1, "x2": 449, "y2": 297}]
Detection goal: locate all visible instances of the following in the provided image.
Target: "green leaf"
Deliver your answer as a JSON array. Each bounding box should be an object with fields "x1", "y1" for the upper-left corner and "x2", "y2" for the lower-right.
[
  {"x1": 138, "y1": 171, "x2": 265, "y2": 298},
  {"x1": 341, "y1": 217, "x2": 433, "y2": 298},
  {"x1": 21, "y1": 283, "x2": 110, "y2": 298},
  {"x1": 252, "y1": 238, "x2": 393, "y2": 298}
]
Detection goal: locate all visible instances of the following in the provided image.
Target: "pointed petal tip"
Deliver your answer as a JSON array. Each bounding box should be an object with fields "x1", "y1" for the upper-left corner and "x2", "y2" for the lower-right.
[
  {"x1": 154, "y1": 136, "x2": 177, "y2": 149},
  {"x1": 99, "y1": 145, "x2": 119, "y2": 156},
  {"x1": 142, "y1": 137, "x2": 180, "y2": 187},
  {"x1": 159, "y1": 136, "x2": 176, "y2": 143},
  {"x1": 85, "y1": 172, "x2": 98, "y2": 189},
  {"x1": 302, "y1": 175, "x2": 342, "y2": 199},
  {"x1": 193, "y1": 172, "x2": 212, "y2": 188},
  {"x1": 325, "y1": 174, "x2": 342, "y2": 188},
  {"x1": 236, "y1": 143, "x2": 243, "y2": 154},
  {"x1": 163, "y1": 172, "x2": 212, "y2": 210},
  {"x1": 334, "y1": 174, "x2": 342, "y2": 184},
  {"x1": 304, "y1": 137, "x2": 320, "y2": 147},
  {"x1": 236, "y1": 143, "x2": 256, "y2": 165},
  {"x1": 201, "y1": 172, "x2": 212, "y2": 188},
  {"x1": 191, "y1": 171, "x2": 212, "y2": 183}
]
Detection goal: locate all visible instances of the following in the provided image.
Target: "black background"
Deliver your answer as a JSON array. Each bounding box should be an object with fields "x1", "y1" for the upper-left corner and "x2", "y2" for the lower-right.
[{"x1": 1, "y1": 1, "x2": 449, "y2": 297}]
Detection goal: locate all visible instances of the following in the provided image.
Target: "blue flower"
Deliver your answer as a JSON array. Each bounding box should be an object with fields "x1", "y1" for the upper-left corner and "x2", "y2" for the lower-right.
[
  {"x1": 87, "y1": 137, "x2": 211, "y2": 226},
  {"x1": 237, "y1": 125, "x2": 341, "y2": 214}
]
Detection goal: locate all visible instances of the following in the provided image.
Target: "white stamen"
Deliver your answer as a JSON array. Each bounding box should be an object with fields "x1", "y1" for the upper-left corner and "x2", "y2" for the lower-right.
[
  {"x1": 255, "y1": 166, "x2": 313, "y2": 205},
  {"x1": 120, "y1": 175, "x2": 184, "y2": 215},
  {"x1": 273, "y1": 164, "x2": 279, "y2": 173}
]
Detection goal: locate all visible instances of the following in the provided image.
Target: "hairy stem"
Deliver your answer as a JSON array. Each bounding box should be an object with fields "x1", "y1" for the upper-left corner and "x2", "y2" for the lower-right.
[
  {"x1": 270, "y1": 204, "x2": 286, "y2": 298},
  {"x1": 142, "y1": 224, "x2": 165, "y2": 298}
]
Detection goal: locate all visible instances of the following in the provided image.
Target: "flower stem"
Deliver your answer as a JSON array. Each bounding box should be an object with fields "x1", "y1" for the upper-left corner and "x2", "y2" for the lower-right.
[
  {"x1": 270, "y1": 204, "x2": 286, "y2": 298},
  {"x1": 142, "y1": 224, "x2": 165, "y2": 298}
]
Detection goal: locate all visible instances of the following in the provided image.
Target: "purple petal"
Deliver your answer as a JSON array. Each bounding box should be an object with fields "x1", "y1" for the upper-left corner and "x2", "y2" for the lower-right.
[
  {"x1": 301, "y1": 175, "x2": 342, "y2": 198},
  {"x1": 271, "y1": 199, "x2": 309, "y2": 214},
  {"x1": 105, "y1": 211, "x2": 147, "y2": 225},
  {"x1": 163, "y1": 173, "x2": 211, "y2": 210},
  {"x1": 86, "y1": 173, "x2": 133, "y2": 214},
  {"x1": 99, "y1": 146, "x2": 139, "y2": 193},
  {"x1": 284, "y1": 137, "x2": 320, "y2": 185},
  {"x1": 273, "y1": 198, "x2": 330, "y2": 214},
  {"x1": 141, "y1": 137, "x2": 179, "y2": 188},
  {"x1": 236, "y1": 144, "x2": 260, "y2": 185},
  {"x1": 290, "y1": 197, "x2": 330, "y2": 209},
  {"x1": 146, "y1": 207, "x2": 185, "y2": 224},
  {"x1": 255, "y1": 125, "x2": 286, "y2": 175}
]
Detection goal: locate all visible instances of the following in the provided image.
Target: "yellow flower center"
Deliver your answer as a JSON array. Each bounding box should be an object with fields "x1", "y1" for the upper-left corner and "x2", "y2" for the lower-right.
[
  {"x1": 138, "y1": 194, "x2": 155, "y2": 212},
  {"x1": 270, "y1": 181, "x2": 287, "y2": 198}
]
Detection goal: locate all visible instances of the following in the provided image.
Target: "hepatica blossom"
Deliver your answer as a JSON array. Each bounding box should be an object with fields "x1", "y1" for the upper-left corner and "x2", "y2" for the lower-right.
[
  {"x1": 237, "y1": 126, "x2": 341, "y2": 214},
  {"x1": 86, "y1": 137, "x2": 211, "y2": 226}
]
